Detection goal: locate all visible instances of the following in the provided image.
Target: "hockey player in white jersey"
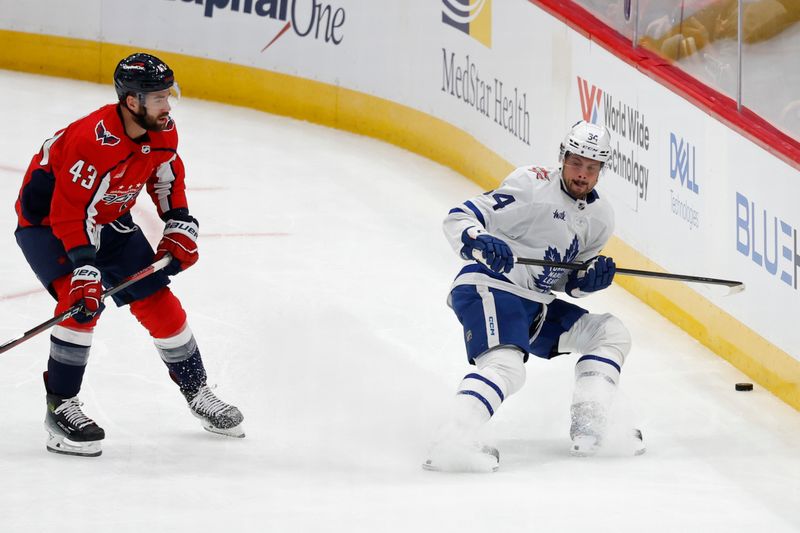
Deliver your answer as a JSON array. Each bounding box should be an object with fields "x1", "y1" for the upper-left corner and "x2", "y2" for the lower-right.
[{"x1": 424, "y1": 120, "x2": 643, "y2": 472}]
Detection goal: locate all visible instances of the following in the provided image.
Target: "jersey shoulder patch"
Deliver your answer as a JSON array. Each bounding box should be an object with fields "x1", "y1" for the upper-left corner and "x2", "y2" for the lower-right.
[
  {"x1": 526, "y1": 166, "x2": 550, "y2": 181},
  {"x1": 95, "y1": 120, "x2": 121, "y2": 147}
]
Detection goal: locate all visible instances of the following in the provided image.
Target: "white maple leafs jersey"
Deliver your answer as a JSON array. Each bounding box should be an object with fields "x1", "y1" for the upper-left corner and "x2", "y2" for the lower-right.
[{"x1": 443, "y1": 165, "x2": 615, "y2": 304}]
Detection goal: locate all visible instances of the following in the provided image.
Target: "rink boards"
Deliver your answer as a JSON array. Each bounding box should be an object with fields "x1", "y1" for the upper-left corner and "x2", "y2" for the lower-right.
[{"x1": 0, "y1": 0, "x2": 798, "y2": 409}]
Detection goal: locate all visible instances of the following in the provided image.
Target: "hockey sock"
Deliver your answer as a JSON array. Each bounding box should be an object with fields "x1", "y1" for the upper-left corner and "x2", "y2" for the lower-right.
[
  {"x1": 150, "y1": 321, "x2": 207, "y2": 394},
  {"x1": 166, "y1": 348, "x2": 207, "y2": 395},
  {"x1": 45, "y1": 359, "x2": 87, "y2": 398},
  {"x1": 571, "y1": 354, "x2": 622, "y2": 438},
  {"x1": 431, "y1": 366, "x2": 509, "y2": 451},
  {"x1": 456, "y1": 369, "x2": 506, "y2": 421},
  {"x1": 128, "y1": 288, "x2": 206, "y2": 393},
  {"x1": 444, "y1": 347, "x2": 527, "y2": 436},
  {"x1": 573, "y1": 354, "x2": 621, "y2": 400},
  {"x1": 46, "y1": 325, "x2": 93, "y2": 397},
  {"x1": 129, "y1": 287, "x2": 187, "y2": 339}
]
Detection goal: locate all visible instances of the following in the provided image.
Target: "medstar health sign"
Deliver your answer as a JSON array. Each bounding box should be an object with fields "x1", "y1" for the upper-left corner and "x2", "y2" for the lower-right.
[{"x1": 442, "y1": 0, "x2": 492, "y2": 48}]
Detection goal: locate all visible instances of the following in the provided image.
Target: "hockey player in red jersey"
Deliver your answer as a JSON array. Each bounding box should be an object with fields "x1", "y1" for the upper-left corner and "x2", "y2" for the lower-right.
[{"x1": 14, "y1": 53, "x2": 244, "y2": 457}]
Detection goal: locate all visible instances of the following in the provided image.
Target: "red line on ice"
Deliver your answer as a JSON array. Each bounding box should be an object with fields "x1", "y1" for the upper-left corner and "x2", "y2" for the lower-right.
[
  {"x1": 203, "y1": 233, "x2": 290, "y2": 238},
  {"x1": 0, "y1": 287, "x2": 45, "y2": 301},
  {"x1": 0, "y1": 164, "x2": 24, "y2": 174}
]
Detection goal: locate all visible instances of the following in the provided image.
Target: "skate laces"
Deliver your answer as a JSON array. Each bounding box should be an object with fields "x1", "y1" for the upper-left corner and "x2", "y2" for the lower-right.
[
  {"x1": 53, "y1": 397, "x2": 94, "y2": 429},
  {"x1": 189, "y1": 385, "x2": 230, "y2": 416}
]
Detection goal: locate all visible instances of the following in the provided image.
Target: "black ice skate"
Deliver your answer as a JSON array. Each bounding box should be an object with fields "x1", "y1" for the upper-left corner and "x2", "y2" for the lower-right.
[
  {"x1": 183, "y1": 385, "x2": 245, "y2": 438},
  {"x1": 45, "y1": 393, "x2": 105, "y2": 457}
]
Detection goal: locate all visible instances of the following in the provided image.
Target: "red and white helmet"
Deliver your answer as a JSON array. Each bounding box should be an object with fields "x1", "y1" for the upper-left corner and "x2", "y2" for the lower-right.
[{"x1": 559, "y1": 120, "x2": 611, "y2": 163}]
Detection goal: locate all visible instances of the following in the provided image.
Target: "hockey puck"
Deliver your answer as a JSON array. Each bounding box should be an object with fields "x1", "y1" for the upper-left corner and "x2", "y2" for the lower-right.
[{"x1": 735, "y1": 382, "x2": 753, "y2": 391}]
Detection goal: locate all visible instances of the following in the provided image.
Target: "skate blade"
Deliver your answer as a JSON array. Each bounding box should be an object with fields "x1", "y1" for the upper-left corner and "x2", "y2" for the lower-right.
[
  {"x1": 569, "y1": 446, "x2": 598, "y2": 457},
  {"x1": 571, "y1": 430, "x2": 646, "y2": 457},
  {"x1": 45, "y1": 432, "x2": 102, "y2": 457},
  {"x1": 421, "y1": 459, "x2": 499, "y2": 473},
  {"x1": 201, "y1": 422, "x2": 245, "y2": 438},
  {"x1": 632, "y1": 428, "x2": 646, "y2": 456},
  {"x1": 569, "y1": 447, "x2": 596, "y2": 457},
  {"x1": 422, "y1": 445, "x2": 499, "y2": 473},
  {"x1": 570, "y1": 435, "x2": 599, "y2": 457}
]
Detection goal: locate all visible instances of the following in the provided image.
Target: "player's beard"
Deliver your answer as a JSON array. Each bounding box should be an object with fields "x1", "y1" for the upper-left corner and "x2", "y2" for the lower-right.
[
  {"x1": 133, "y1": 108, "x2": 170, "y2": 132},
  {"x1": 566, "y1": 179, "x2": 589, "y2": 199}
]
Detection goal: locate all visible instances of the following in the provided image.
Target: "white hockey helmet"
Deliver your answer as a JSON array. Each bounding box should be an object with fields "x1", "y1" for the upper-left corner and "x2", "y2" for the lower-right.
[{"x1": 559, "y1": 120, "x2": 611, "y2": 164}]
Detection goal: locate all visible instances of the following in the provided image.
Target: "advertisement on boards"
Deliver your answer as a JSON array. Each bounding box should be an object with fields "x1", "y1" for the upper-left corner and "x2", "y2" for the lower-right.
[{"x1": 574, "y1": 73, "x2": 652, "y2": 213}]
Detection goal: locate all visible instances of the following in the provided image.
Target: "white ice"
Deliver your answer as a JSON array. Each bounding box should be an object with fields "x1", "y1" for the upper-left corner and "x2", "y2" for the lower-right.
[{"x1": 0, "y1": 70, "x2": 798, "y2": 532}]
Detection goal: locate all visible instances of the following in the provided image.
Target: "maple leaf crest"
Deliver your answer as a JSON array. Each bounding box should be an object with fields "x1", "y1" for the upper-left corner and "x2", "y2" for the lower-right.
[{"x1": 532, "y1": 235, "x2": 581, "y2": 291}]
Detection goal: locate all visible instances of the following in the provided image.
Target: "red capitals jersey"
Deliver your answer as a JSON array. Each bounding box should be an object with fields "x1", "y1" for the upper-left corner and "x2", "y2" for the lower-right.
[{"x1": 15, "y1": 104, "x2": 188, "y2": 253}]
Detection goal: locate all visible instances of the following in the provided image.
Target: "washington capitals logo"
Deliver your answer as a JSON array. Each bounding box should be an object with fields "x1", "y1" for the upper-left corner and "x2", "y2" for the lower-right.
[{"x1": 95, "y1": 120, "x2": 120, "y2": 146}]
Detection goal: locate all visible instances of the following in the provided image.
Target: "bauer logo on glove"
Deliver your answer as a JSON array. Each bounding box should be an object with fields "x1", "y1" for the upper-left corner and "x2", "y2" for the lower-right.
[
  {"x1": 67, "y1": 264, "x2": 105, "y2": 323},
  {"x1": 155, "y1": 212, "x2": 200, "y2": 276},
  {"x1": 164, "y1": 219, "x2": 199, "y2": 239}
]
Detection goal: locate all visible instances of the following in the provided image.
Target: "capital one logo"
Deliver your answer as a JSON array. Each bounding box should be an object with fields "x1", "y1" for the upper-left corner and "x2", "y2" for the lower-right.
[
  {"x1": 169, "y1": 0, "x2": 346, "y2": 52},
  {"x1": 442, "y1": 0, "x2": 492, "y2": 48},
  {"x1": 577, "y1": 77, "x2": 602, "y2": 124}
]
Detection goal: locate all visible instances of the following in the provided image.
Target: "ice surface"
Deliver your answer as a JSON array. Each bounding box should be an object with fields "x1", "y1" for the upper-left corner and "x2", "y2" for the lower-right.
[{"x1": 0, "y1": 70, "x2": 798, "y2": 532}]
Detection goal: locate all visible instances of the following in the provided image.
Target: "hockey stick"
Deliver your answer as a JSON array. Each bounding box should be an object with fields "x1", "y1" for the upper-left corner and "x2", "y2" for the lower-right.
[
  {"x1": 0, "y1": 255, "x2": 173, "y2": 355},
  {"x1": 515, "y1": 257, "x2": 745, "y2": 294}
]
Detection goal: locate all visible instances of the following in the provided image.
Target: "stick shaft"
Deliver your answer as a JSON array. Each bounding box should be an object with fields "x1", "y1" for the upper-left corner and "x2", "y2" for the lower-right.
[
  {"x1": 0, "y1": 255, "x2": 172, "y2": 355},
  {"x1": 515, "y1": 257, "x2": 743, "y2": 288}
]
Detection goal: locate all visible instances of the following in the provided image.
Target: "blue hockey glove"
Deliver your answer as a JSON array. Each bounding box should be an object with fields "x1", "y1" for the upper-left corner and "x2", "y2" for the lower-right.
[
  {"x1": 460, "y1": 226, "x2": 514, "y2": 274},
  {"x1": 566, "y1": 256, "x2": 616, "y2": 297}
]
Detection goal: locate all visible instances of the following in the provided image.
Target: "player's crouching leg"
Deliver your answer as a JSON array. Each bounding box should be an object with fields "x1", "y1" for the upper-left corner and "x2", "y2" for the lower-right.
[
  {"x1": 564, "y1": 313, "x2": 643, "y2": 456},
  {"x1": 424, "y1": 346, "x2": 526, "y2": 472}
]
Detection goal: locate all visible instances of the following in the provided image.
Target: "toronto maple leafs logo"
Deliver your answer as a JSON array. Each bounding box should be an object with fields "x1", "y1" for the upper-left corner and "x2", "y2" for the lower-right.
[
  {"x1": 95, "y1": 120, "x2": 120, "y2": 146},
  {"x1": 532, "y1": 235, "x2": 580, "y2": 291}
]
